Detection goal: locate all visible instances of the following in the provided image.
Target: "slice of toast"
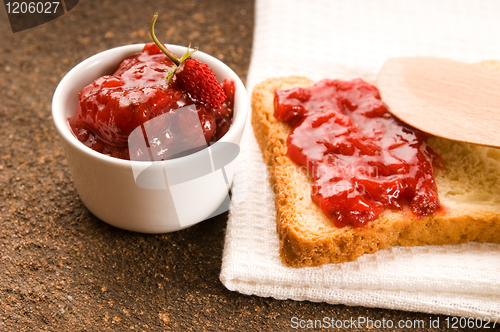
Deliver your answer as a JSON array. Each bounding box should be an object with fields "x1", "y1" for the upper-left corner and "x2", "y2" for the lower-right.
[{"x1": 251, "y1": 73, "x2": 500, "y2": 267}]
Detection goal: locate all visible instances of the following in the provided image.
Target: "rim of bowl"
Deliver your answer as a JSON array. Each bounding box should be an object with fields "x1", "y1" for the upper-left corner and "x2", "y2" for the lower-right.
[{"x1": 52, "y1": 43, "x2": 248, "y2": 168}]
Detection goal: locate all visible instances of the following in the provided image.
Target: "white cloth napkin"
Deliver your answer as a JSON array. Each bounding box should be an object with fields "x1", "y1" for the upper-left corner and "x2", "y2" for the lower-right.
[{"x1": 220, "y1": 0, "x2": 500, "y2": 318}]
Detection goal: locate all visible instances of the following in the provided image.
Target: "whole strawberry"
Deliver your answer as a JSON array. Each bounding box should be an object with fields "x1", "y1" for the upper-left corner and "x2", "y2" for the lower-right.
[
  {"x1": 150, "y1": 14, "x2": 226, "y2": 109},
  {"x1": 177, "y1": 58, "x2": 226, "y2": 108}
]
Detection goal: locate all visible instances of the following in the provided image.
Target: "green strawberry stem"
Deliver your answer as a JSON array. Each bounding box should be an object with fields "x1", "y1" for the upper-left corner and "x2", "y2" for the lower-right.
[
  {"x1": 150, "y1": 14, "x2": 199, "y2": 82},
  {"x1": 150, "y1": 14, "x2": 181, "y2": 66}
]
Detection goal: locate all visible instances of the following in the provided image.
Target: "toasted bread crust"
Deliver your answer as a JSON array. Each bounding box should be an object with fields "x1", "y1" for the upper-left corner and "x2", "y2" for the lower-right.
[{"x1": 251, "y1": 75, "x2": 500, "y2": 267}]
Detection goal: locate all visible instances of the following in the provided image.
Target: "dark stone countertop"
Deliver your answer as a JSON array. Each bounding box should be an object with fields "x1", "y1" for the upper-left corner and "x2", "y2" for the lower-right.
[{"x1": 0, "y1": 0, "x2": 483, "y2": 331}]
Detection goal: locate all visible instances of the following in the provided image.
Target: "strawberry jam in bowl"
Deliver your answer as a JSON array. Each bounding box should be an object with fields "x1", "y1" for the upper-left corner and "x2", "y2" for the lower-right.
[
  {"x1": 69, "y1": 42, "x2": 235, "y2": 161},
  {"x1": 52, "y1": 42, "x2": 248, "y2": 233}
]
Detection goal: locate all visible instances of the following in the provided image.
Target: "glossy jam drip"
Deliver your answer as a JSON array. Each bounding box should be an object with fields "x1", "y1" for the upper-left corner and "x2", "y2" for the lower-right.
[
  {"x1": 69, "y1": 42, "x2": 234, "y2": 160},
  {"x1": 274, "y1": 79, "x2": 443, "y2": 228}
]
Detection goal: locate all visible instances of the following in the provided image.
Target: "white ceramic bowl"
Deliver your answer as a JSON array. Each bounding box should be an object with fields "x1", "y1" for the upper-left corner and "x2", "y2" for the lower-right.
[{"x1": 52, "y1": 44, "x2": 248, "y2": 233}]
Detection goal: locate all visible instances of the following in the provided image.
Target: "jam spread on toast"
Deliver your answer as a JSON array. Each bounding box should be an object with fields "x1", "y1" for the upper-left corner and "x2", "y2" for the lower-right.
[{"x1": 274, "y1": 79, "x2": 443, "y2": 228}]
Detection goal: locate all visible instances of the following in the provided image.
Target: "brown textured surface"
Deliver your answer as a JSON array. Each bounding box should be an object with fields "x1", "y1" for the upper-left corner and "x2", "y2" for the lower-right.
[{"x1": 0, "y1": 0, "x2": 489, "y2": 331}]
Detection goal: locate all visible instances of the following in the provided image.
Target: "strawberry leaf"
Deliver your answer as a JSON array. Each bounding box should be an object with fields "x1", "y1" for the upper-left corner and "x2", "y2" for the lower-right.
[
  {"x1": 179, "y1": 44, "x2": 199, "y2": 64},
  {"x1": 164, "y1": 65, "x2": 178, "y2": 83}
]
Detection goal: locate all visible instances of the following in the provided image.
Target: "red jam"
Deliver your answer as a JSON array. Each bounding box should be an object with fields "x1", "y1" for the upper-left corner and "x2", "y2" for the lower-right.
[
  {"x1": 274, "y1": 79, "x2": 443, "y2": 228},
  {"x1": 69, "y1": 42, "x2": 234, "y2": 160}
]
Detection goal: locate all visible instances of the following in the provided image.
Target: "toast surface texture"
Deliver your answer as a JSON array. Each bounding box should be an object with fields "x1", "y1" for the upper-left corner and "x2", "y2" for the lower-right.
[{"x1": 251, "y1": 73, "x2": 500, "y2": 267}]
